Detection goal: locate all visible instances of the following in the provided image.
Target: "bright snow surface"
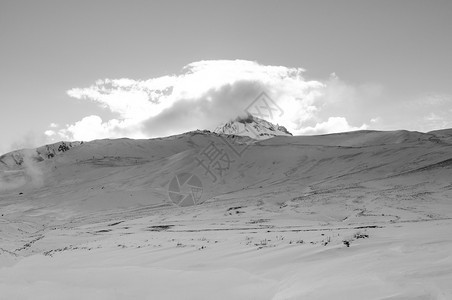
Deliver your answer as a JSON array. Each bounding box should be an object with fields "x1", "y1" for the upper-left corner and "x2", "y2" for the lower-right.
[{"x1": 1, "y1": 129, "x2": 452, "y2": 299}]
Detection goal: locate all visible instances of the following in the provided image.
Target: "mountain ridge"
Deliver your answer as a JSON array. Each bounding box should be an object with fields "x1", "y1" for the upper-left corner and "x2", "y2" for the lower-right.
[
  {"x1": 2, "y1": 127, "x2": 452, "y2": 169},
  {"x1": 213, "y1": 114, "x2": 292, "y2": 139},
  {"x1": 0, "y1": 141, "x2": 83, "y2": 170}
]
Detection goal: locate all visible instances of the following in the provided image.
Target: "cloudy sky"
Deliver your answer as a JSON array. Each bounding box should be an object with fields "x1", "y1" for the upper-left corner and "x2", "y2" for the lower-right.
[{"x1": 1, "y1": 0, "x2": 451, "y2": 154}]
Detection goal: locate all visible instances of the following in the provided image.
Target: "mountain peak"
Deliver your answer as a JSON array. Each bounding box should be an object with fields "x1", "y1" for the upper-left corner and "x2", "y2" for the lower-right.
[{"x1": 214, "y1": 114, "x2": 292, "y2": 140}]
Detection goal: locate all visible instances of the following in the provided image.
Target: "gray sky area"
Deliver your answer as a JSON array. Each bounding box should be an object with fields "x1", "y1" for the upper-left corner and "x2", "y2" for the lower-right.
[{"x1": 1, "y1": 0, "x2": 451, "y2": 154}]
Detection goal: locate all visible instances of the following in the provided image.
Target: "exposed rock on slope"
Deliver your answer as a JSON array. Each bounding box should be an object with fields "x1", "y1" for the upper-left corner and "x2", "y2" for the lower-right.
[{"x1": 0, "y1": 141, "x2": 82, "y2": 170}]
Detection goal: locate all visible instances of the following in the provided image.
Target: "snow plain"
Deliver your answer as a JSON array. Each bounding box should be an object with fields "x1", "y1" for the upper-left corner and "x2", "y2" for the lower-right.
[{"x1": 1, "y1": 130, "x2": 452, "y2": 299}]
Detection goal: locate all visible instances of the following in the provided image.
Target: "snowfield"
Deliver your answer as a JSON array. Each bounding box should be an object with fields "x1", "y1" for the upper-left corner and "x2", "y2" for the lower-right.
[{"x1": 1, "y1": 129, "x2": 452, "y2": 299}]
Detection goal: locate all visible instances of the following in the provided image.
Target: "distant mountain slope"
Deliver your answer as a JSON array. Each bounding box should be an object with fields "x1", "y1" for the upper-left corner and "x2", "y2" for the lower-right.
[
  {"x1": 428, "y1": 128, "x2": 452, "y2": 144},
  {"x1": 1, "y1": 128, "x2": 451, "y2": 206},
  {"x1": 214, "y1": 114, "x2": 292, "y2": 139},
  {"x1": 0, "y1": 141, "x2": 82, "y2": 170},
  {"x1": 263, "y1": 130, "x2": 449, "y2": 147}
]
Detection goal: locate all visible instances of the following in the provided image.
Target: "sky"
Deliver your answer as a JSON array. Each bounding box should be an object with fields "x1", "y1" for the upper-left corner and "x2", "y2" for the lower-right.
[{"x1": 1, "y1": 0, "x2": 451, "y2": 154}]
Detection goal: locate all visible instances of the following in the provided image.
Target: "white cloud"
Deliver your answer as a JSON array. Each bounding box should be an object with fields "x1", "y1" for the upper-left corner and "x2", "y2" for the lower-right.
[
  {"x1": 370, "y1": 117, "x2": 381, "y2": 124},
  {"x1": 44, "y1": 130, "x2": 55, "y2": 137},
  {"x1": 57, "y1": 115, "x2": 147, "y2": 141},
  {"x1": 296, "y1": 117, "x2": 368, "y2": 135},
  {"x1": 425, "y1": 112, "x2": 443, "y2": 122},
  {"x1": 52, "y1": 60, "x2": 374, "y2": 141}
]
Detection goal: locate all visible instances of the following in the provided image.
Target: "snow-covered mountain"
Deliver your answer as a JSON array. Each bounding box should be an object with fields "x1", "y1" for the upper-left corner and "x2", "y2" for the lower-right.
[
  {"x1": 0, "y1": 141, "x2": 82, "y2": 170},
  {"x1": 214, "y1": 114, "x2": 292, "y2": 139},
  {"x1": 1, "y1": 129, "x2": 452, "y2": 299}
]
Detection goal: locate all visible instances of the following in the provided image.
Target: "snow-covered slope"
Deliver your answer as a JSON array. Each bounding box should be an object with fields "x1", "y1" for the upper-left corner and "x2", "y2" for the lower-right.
[
  {"x1": 214, "y1": 114, "x2": 292, "y2": 139},
  {"x1": 0, "y1": 141, "x2": 82, "y2": 170},
  {"x1": 1, "y1": 130, "x2": 452, "y2": 299}
]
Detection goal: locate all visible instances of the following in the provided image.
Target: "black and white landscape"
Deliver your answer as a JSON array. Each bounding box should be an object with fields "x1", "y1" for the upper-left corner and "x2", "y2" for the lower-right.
[
  {"x1": 1, "y1": 118, "x2": 452, "y2": 299},
  {"x1": 1, "y1": 1, "x2": 452, "y2": 299}
]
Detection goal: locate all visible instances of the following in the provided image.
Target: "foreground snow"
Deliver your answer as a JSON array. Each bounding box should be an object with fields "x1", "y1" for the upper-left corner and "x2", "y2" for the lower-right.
[
  {"x1": 1, "y1": 130, "x2": 452, "y2": 299},
  {"x1": 2, "y1": 207, "x2": 451, "y2": 299}
]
